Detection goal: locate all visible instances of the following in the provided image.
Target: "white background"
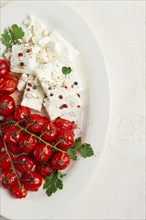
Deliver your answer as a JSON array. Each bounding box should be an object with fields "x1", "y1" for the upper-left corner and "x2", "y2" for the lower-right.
[{"x1": 0, "y1": 1, "x2": 145, "y2": 220}]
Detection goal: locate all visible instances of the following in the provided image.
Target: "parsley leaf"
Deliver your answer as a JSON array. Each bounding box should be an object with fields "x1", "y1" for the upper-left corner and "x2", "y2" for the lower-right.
[
  {"x1": 62, "y1": 66, "x2": 72, "y2": 76},
  {"x1": 43, "y1": 170, "x2": 65, "y2": 197},
  {"x1": 9, "y1": 24, "x2": 24, "y2": 42},
  {"x1": 1, "y1": 29, "x2": 12, "y2": 48},
  {"x1": 1, "y1": 24, "x2": 24, "y2": 55},
  {"x1": 66, "y1": 148, "x2": 77, "y2": 160},
  {"x1": 71, "y1": 137, "x2": 94, "y2": 158}
]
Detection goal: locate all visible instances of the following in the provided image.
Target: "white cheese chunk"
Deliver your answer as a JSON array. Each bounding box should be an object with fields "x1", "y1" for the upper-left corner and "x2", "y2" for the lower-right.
[
  {"x1": 36, "y1": 61, "x2": 83, "y2": 101},
  {"x1": 23, "y1": 29, "x2": 33, "y2": 43},
  {"x1": 17, "y1": 74, "x2": 29, "y2": 91},
  {"x1": 21, "y1": 75, "x2": 45, "y2": 111},
  {"x1": 10, "y1": 44, "x2": 40, "y2": 74},
  {"x1": 47, "y1": 31, "x2": 79, "y2": 62},
  {"x1": 36, "y1": 49, "x2": 49, "y2": 64},
  {"x1": 43, "y1": 94, "x2": 82, "y2": 120},
  {"x1": 33, "y1": 19, "x2": 46, "y2": 35}
]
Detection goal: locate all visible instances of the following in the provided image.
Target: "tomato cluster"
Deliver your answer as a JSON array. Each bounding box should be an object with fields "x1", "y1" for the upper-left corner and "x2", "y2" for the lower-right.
[
  {"x1": 0, "y1": 59, "x2": 18, "y2": 96},
  {"x1": 0, "y1": 95, "x2": 75, "y2": 199}
]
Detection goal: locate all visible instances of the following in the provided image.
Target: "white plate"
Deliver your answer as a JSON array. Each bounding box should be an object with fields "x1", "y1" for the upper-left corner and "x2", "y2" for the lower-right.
[{"x1": 0, "y1": 1, "x2": 110, "y2": 219}]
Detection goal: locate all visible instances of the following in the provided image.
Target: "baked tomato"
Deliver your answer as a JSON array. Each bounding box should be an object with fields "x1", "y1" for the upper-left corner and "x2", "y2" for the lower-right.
[
  {"x1": 19, "y1": 134, "x2": 37, "y2": 153},
  {"x1": 21, "y1": 171, "x2": 42, "y2": 191},
  {"x1": 40, "y1": 122, "x2": 58, "y2": 142},
  {"x1": 11, "y1": 184, "x2": 27, "y2": 199},
  {"x1": 56, "y1": 131, "x2": 74, "y2": 150},
  {"x1": 4, "y1": 126, "x2": 23, "y2": 145},
  {"x1": 0, "y1": 75, "x2": 19, "y2": 95},
  {"x1": 0, "y1": 95, "x2": 15, "y2": 116},
  {"x1": 51, "y1": 152, "x2": 70, "y2": 170},
  {"x1": 34, "y1": 143, "x2": 52, "y2": 162},
  {"x1": 27, "y1": 114, "x2": 45, "y2": 133},
  {"x1": 0, "y1": 59, "x2": 9, "y2": 77}
]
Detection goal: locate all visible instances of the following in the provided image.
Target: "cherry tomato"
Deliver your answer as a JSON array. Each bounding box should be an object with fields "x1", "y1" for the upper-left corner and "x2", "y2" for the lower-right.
[
  {"x1": 1, "y1": 170, "x2": 19, "y2": 189},
  {"x1": 1, "y1": 116, "x2": 15, "y2": 133},
  {"x1": 55, "y1": 117, "x2": 74, "y2": 132},
  {"x1": 7, "y1": 144, "x2": 22, "y2": 155},
  {"x1": 51, "y1": 152, "x2": 71, "y2": 170},
  {"x1": 0, "y1": 75, "x2": 19, "y2": 95},
  {"x1": 21, "y1": 171, "x2": 42, "y2": 191},
  {"x1": 15, "y1": 155, "x2": 35, "y2": 173},
  {"x1": 19, "y1": 134, "x2": 37, "y2": 153},
  {"x1": 14, "y1": 106, "x2": 30, "y2": 123},
  {"x1": 56, "y1": 131, "x2": 74, "y2": 150},
  {"x1": 0, "y1": 151, "x2": 14, "y2": 170},
  {"x1": 0, "y1": 137, "x2": 4, "y2": 151},
  {"x1": 41, "y1": 122, "x2": 58, "y2": 142},
  {"x1": 11, "y1": 184, "x2": 27, "y2": 199},
  {"x1": 27, "y1": 114, "x2": 45, "y2": 133},
  {"x1": 0, "y1": 59, "x2": 9, "y2": 77},
  {"x1": 42, "y1": 117, "x2": 50, "y2": 125},
  {"x1": 4, "y1": 126, "x2": 23, "y2": 145},
  {"x1": 0, "y1": 95, "x2": 15, "y2": 116},
  {"x1": 34, "y1": 143, "x2": 52, "y2": 162},
  {"x1": 35, "y1": 162, "x2": 54, "y2": 178}
]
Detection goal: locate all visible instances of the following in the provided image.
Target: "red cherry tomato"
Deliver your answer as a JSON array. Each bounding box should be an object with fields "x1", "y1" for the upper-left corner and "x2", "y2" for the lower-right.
[
  {"x1": 34, "y1": 143, "x2": 52, "y2": 162},
  {"x1": 0, "y1": 151, "x2": 14, "y2": 170},
  {"x1": 19, "y1": 134, "x2": 37, "y2": 153},
  {"x1": 27, "y1": 114, "x2": 45, "y2": 133},
  {"x1": 0, "y1": 75, "x2": 19, "y2": 95},
  {"x1": 56, "y1": 131, "x2": 74, "y2": 150},
  {"x1": 15, "y1": 155, "x2": 35, "y2": 173},
  {"x1": 35, "y1": 162, "x2": 54, "y2": 178},
  {"x1": 21, "y1": 171, "x2": 42, "y2": 191},
  {"x1": 0, "y1": 59, "x2": 9, "y2": 77},
  {"x1": 41, "y1": 122, "x2": 58, "y2": 142},
  {"x1": 11, "y1": 184, "x2": 27, "y2": 199},
  {"x1": 1, "y1": 170, "x2": 19, "y2": 189},
  {"x1": 14, "y1": 106, "x2": 30, "y2": 123},
  {"x1": 7, "y1": 144, "x2": 22, "y2": 155},
  {"x1": 1, "y1": 116, "x2": 15, "y2": 133},
  {"x1": 0, "y1": 95, "x2": 15, "y2": 116},
  {"x1": 54, "y1": 118, "x2": 74, "y2": 132},
  {"x1": 0, "y1": 137, "x2": 4, "y2": 151},
  {"x1": 4, "y1": 126, "x2": 23, "y2": 145},
  {"x1": 51, "y1": 152, "x2": 71, "y2": 170},
  {"x1": 42, "y1": 117, "x2": 50, "y2": 124}
]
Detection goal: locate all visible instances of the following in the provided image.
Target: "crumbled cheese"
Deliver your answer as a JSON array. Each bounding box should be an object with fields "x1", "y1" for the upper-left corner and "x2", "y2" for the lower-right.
[{"x1": 47, "y1": 31, "x2": 79, "y2": 62}]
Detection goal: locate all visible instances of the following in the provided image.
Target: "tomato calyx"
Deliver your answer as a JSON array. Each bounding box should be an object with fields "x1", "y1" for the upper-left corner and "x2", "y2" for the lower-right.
[{"x1": 0, "y1": 102, "x2": 7, "y2": 108}]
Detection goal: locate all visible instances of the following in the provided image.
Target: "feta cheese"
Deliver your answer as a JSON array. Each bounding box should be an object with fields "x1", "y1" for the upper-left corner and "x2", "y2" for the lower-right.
[
  {"x1": 33, "y1": 19, "x2": 46, "y2": 35},
  {"x1": 36, "y1": 61, "x2": 83, "y2": 101},
  {"x1": 17, "y1": 74, "x2": 29, "y2": 91},
  {"x1": 10, "y1": 44, "x2": 40, "y2": 74},
  {"x1": 21, "y1": 75, "x2": 45, "y2": 111},
  {"x1": 4, "y1": 51, "x2": 11, "y2": 61},
  {"x1": 47, "y1": 31, "x2": 79, "y2": 62},
  {"x1": 36, "y1": 49, "x2": 49, "y2": 64},
  {"x1": 23, "y1": 29, "x2": 33, "y2": 43},
  {"x1": 43, "y1": 94, "x2": 82, "y2": 120}
]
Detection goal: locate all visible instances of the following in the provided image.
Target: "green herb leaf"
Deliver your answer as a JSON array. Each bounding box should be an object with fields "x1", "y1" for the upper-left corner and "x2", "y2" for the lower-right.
[
  {"x1": 62, "y1": 66, "x2": 72, "y2": 76},
  {"x1": 1, "y1": 24, "x2": 24, "y2": 55},
  {"x1": 9, "y1": 24, "x2": 24, "y2": 42},
  {"x1": 71, "y1": 137, "x2": 94, "y2": 158},
  {"x1": 78, "y1": 143, "x2": 94, "y2": 158},
  {"x1": 66, "y1": 148, "x2": 77, "y2": 160},
  {"x1": 43, "y1": 170, "x2": 65, "y2": 197},
  {"x1": 1, "y1": 29, "x2": 12, "y2": 48}
]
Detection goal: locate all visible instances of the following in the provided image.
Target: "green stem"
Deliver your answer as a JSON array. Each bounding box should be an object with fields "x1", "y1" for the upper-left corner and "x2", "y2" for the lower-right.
[{"x1": 15, "y1": 122, "x2": 66, "y2": 154}]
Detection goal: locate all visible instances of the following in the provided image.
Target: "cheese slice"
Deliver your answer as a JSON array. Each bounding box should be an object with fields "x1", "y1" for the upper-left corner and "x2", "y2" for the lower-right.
[
  {"x1": 43, "y1": 94, "x2": 82, "y2": 121},
  {"x1": 21, "y1": 75, "x2": 45, "y2": 111},
  {"x1": 36, "y1": 61, "x2": 83, "y2": 101},
  {"x1": 17, "y1": 74, "x2": 29, "y2": 91},
  {"x1": 10, "y1": 44, "x2": 40, "y2": 74}
]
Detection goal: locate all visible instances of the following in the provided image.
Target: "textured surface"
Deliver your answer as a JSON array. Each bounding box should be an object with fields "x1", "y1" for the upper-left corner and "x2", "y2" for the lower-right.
[{"x1": 0, "y1": 1, "x2": 145, "y2": 220}]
